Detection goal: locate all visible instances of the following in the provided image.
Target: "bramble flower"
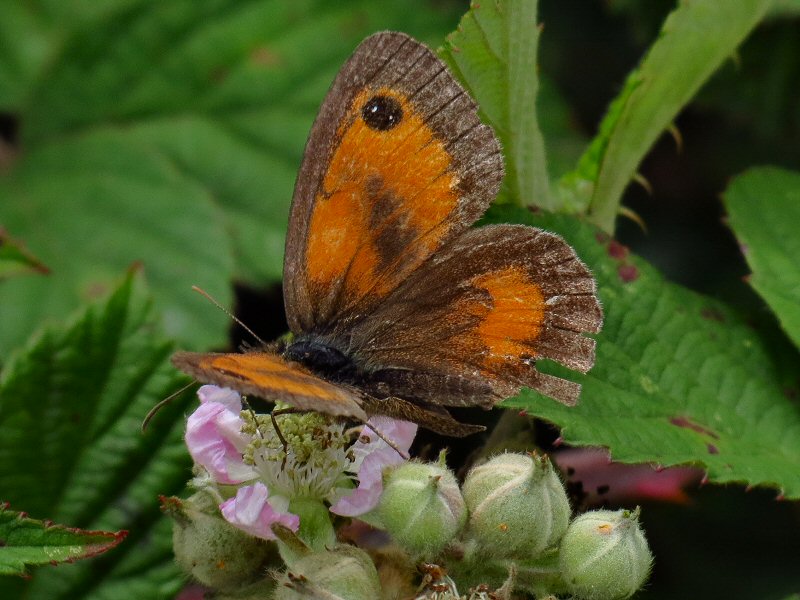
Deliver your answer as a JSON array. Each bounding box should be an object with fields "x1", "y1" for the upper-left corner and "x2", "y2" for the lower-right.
[{"x1": 184, "y1": 385, "x2": 416, "y2": 541}]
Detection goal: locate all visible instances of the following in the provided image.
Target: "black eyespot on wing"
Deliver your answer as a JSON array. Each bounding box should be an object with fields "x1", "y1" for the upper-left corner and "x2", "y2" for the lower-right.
[{"x1": 361, "y1": 95, "x2": 403, "y2": 130}]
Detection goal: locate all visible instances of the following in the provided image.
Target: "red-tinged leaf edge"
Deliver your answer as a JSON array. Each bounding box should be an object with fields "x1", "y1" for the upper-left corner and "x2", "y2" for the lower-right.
[
  {"x1": 0, "y1": 228, "x2": 50, "y2": 278},
  {"x1": 0, "y1": 502, "x2": 128, "y2": 577}
]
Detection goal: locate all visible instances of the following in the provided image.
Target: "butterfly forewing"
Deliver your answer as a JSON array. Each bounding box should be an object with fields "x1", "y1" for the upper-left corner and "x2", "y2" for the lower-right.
[
  {"x1": 284, "y1": 32, "x2": 503, "y2": 335},
  {"x1": 172, "y1": 351, "x2": 368, "y2": 421}
]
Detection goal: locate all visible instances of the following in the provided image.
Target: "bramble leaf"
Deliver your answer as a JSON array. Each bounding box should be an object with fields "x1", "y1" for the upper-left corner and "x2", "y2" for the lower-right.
[
  {"x1": 0, "y1": 507, "x2": 126, "y2": 577},
  {"x1": 486, "y1": 206, "x2": 800, "y2": 499},
  {"x1": 724, "y1": 167, "x2": 800, "y2": 350},
  {"x1": 0, "y1": 230, "x2": 49, "y2": 280},
  {"x1": 0, "y1": 272, "x2": 193, "y2": 598}
]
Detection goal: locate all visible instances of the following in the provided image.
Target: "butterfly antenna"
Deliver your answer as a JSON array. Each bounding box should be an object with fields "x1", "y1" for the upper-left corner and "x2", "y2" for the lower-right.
[
  {"x1": 192, "y1": 285, "x2": 267, "y2": 346},
  {"x1": 360, "y1": 422, "x2": 410, "y2": 460},
  {"x1": 142, "y1": 381, "x2": 195, "y2": 432}
]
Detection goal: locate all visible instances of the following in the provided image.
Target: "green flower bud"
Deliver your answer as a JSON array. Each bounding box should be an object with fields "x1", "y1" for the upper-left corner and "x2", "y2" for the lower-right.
[
  {"x1": 378, "y1": 460, "x2": 466, "y2": 558},
  {"x1": 274, "y1": 545, "x2": 380, "y2": 600},
  {"x1": 168, "y1": 495, "x2": 278, "y2": 592},
  {"x1": 462, "y1": 453, "x2": 570, "y2": 560},
  {"x1": 559, "y1": 508, "x2": 653, "y2": 600}
]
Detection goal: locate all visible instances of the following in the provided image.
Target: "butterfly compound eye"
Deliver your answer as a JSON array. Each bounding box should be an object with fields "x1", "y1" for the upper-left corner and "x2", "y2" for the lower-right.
[{"x1": 360, "y1": 95, "x2": 403, "y2": 131}]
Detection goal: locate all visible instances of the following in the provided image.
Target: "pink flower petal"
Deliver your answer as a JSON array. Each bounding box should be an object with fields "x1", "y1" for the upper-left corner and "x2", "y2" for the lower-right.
[
  {"x1": 330, "y1": 451, "x2": 387, "y2": 516},
  {"x1": 220, "y1": 482, "x2": 300, "y2": 540},
  {"x1": 360, "y1": 417, "x2": 417, "y2": 456},
  {"x1": 348, "y1": 417, "x2": 417, "y2": 470},
  {"x1": 197, "y1": 385, "x2": 242, "y2": 411},
  {"x1": 185, "y1": 390, "x2": 256, "y2": 485},
  {"x1": 330, "y1": 418, "x2": 417, "y2": 517}
]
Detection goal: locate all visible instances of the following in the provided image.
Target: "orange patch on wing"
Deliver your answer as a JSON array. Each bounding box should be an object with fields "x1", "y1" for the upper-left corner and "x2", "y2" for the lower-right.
[
  {"x1": 172, "y1": 350, "x2": 367, "y2": 420},
  {"x1": 305, "y1": 87, "x2": 459, "y2": 302},
  {"x1": 472, "y1": 266, "x2": 545, "y2": 371},
  {"x1": 205, "y1": 353, "x2": 349, "y2": 401}
]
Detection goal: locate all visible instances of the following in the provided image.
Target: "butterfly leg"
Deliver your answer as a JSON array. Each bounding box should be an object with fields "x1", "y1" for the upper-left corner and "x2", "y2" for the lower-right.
[
  {"x1": 360, "y1": 395, "x2": 486, "y2": 438},
  {"x1": 270, "y1": 406, "x2": 310, "y2": 470}
]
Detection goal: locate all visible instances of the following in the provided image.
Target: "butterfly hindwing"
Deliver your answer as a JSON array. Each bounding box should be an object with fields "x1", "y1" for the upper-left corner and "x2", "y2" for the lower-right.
[
  {"x1": 347, "y1": 224, "x2": 603, "y2": 407},
  {"x1": 284, "y1": 32, "x2": 503, "y2": 335}
]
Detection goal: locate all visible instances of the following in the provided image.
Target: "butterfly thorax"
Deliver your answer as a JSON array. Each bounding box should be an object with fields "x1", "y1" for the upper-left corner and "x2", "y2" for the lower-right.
[{"x1": 283, "y1": 337, "x2": 359, "y2": 382}]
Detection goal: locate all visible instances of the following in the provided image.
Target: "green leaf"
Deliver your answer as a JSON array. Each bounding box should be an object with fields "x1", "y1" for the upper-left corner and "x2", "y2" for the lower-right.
[
  {"x1": 440, "y1": 0, "x2": 552, "y2": 209},
  {"x1": 484, "y1": 206, "x2": 800, "y2": 499},
  {"x1": 769, "y1": 0, "x2": 800, "y2": 18},
  {"x1": 724, "y1": 167, "x2": 800, "y2": 350},
  {"x1": 0, "y1": 272, "x2": 194, "y2": 598},
  {"x1": 561, "y1": 0, "x2": 772, "y2": 231},
  {"x1": 0, "y1": 507, "x2": 126, "y2": 577},
  {"x1": 0, "y1": 129, "x2": 235, "y2": 356},
  {"x1": 0, "y1": 0, "x2": 456, "y2": 355},
  {"x1": 0, "y1": 0, "x2": 143, "y2": 108},
  {"x1": 0, "y1": 229, "x2": 49, "y2": 279}
]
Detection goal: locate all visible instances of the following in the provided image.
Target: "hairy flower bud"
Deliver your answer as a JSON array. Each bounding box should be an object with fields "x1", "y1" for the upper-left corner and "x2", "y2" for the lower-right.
[
  {"x1": 168, "y1": 495, "x2": 278, "y2": 592},
  {"x1": 274, "y1": 545, "x2": 380, "y2": 600},
  {"x1": 462, "y1": 453, "x2": 570, "y2": 560},
  {"x1": 378, "y1": 460, "x2": 466, "y2": 557},
  {"x1": 559, "y1": 508, "x2": 653, "y2": 600}
]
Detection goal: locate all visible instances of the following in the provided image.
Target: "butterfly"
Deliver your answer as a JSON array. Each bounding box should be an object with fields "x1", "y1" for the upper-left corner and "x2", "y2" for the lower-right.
[{"x1": 173, "y1": 31, "x2": 602, "y2": 437}]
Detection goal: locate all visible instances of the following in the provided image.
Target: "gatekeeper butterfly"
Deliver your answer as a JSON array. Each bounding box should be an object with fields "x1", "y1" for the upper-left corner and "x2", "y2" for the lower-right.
[{"x1": 173, "y1": 32, "x2": 602, "y2": 436}]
